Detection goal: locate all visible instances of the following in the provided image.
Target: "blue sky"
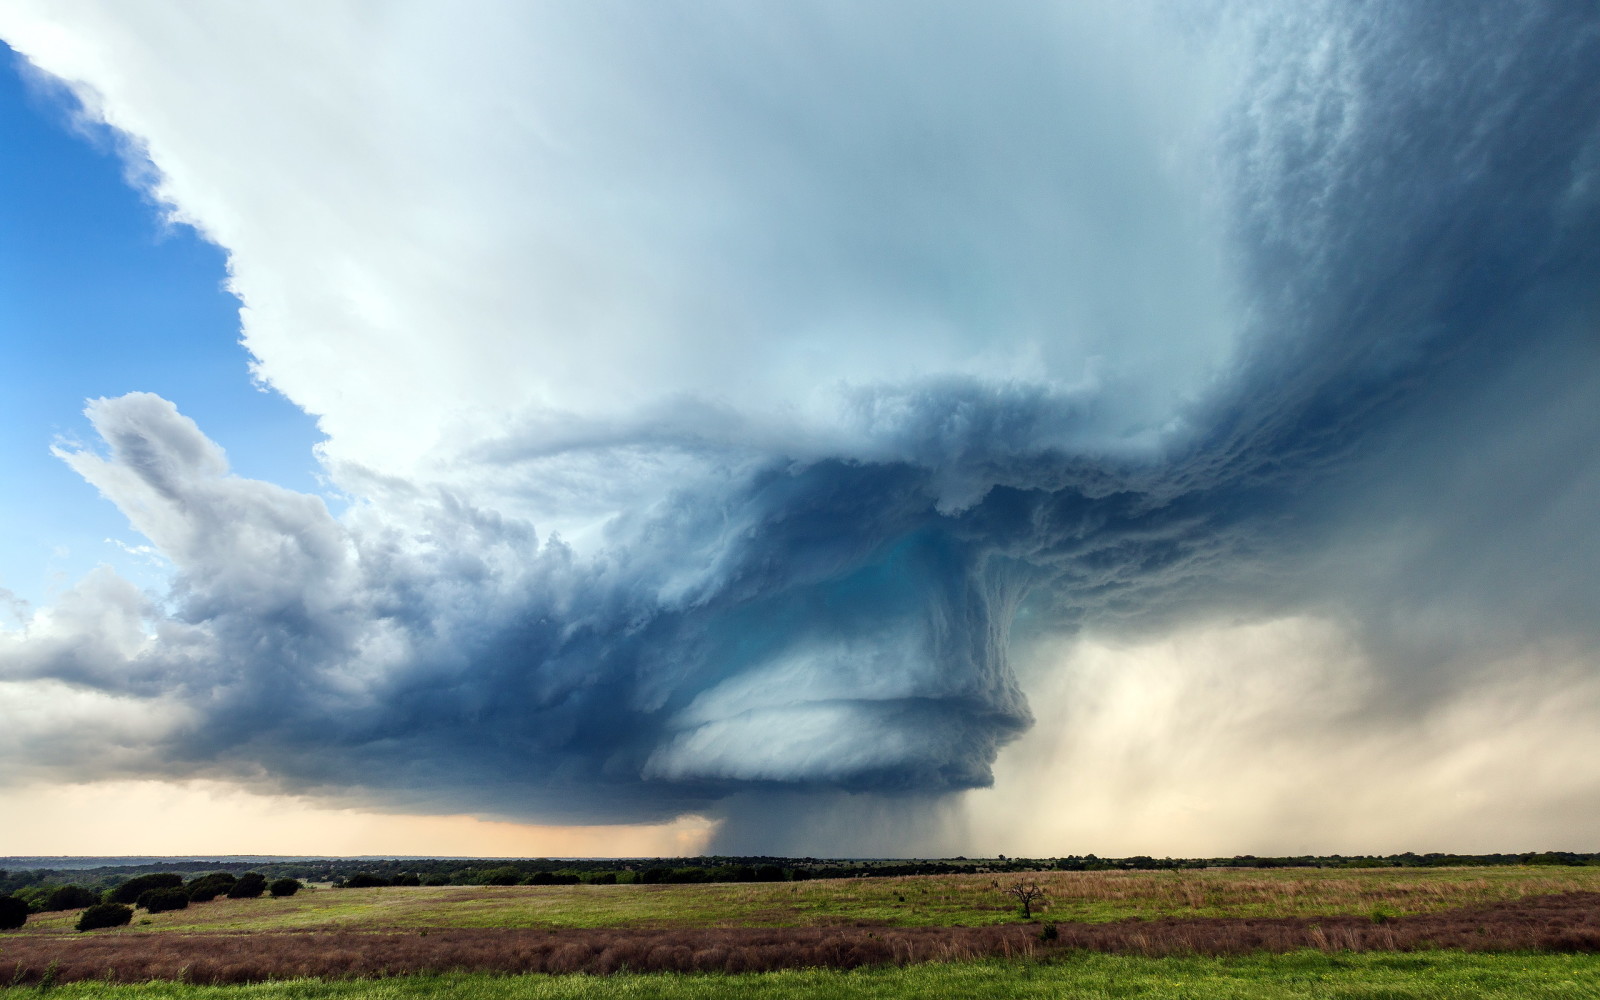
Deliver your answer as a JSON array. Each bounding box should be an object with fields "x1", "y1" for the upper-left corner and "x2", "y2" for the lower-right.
[
  {"x1": 1, "y1": 3, "x2": 1599, "y2": 859},
  {"x1": 0, "y1": 44, "x2": 320, "y2": 608}
]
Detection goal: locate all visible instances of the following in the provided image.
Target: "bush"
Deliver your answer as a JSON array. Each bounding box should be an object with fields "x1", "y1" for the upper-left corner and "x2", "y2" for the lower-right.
[
  {"x1": 108, "y1": 873, "x2": 184, "y2": 905},
  {"x1": 76, "y1": 903, "x2": 133, "y2": 932},
  {"x1": 226, "y1": 873, "x2": 267, "y2": 899},
  {"x1": 389, "y1": 873, "x2": 421, "y2": 887},
  {"x1": 587, "y1": 872, "x2": 617, "y2": 885},
  {"x1": 341, "y1": 872, "x2": 389, "y2": 888},
  {"x1": 484, "y1": 867, "x2": 522, "y2": 886},
  {"x1": 422, "y1": 875, "x2": 452, "y2": 886},
  {"x1": 137, "y1": 888, "x2": 190, "y2": 914},
  {"x1": 186, "y1": 872, "x2": 237, "y2": 902},
  {"x1": 268, "y1": 878, "x2": 303, "y2": 898},
  {"x1": 43, "y1": 885, "x2": 101, "y2": 912},
  {"x1": 0, "y1": 895, "x2": 28, "y2": 930}
]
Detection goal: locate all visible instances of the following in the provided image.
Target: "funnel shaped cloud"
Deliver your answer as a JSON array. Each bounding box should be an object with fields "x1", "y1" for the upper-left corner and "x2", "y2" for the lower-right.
[{"x1": 2, "y1": 0, "x2": 1600, "y2": 846}]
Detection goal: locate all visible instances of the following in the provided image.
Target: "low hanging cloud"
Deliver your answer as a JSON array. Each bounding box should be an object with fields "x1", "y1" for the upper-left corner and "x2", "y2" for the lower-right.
[{"x1": 1, "y1": 0, "x2": 1599, "y2": 849}]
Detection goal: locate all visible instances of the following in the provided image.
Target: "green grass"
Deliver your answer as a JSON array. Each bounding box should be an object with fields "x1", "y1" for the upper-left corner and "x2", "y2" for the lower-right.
[
  {"x1": 17, "y1": 866, "x2": 1600, "y2": 936},
  {"x1": 5, "y1": 953, "x2": 1600, "y2": 998}
]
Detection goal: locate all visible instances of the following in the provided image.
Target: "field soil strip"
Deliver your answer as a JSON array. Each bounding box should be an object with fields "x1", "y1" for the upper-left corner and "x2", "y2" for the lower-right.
[
  {"x1": 4, "y1": 892, "x2": 1599, "y2": 985},
  {"x1": 14, "y1": 867, "x2": 1600, "y2": 935}
]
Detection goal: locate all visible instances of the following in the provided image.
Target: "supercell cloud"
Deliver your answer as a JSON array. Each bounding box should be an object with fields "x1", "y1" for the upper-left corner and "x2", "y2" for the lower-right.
[{"x1": 2, "y1": 1, "x2": 1600, "y2": 848}]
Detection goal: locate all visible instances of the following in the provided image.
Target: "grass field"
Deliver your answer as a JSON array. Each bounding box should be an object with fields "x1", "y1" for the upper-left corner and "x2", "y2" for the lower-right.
[
  {"x1": 14, "y1": 866, "x2": 1600, "y2": 935},
  {"x1": 5, "y1": 868, "x2": 1598, "y2": 995},
  {"x1": 4, "y1": 952, "x2": 1600, "y2": 999}
]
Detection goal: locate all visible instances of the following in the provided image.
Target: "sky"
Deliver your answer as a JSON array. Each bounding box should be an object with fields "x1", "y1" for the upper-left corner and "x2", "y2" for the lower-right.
[{"x1": 1, "y1": 0, "x2": 1599, "y2": 858}]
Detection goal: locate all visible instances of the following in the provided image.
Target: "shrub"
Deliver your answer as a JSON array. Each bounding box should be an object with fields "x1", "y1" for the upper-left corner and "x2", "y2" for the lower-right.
[
  {"x1": 268, "y1": 879, "x2": 302, "y2": 898},
  {"x1": 136, "y1": 888, "x2": 190, "y2": 914},
  {"x1": 43, "y1": 885, "x2": 101, "y2": 912},
  {"x1": 0, "y1": 895, "x2": 28, "y2": 930},
  {"x1": 422, "y1": 875, "x2": 451, "y2": 886},
  {"x1": 186, "y1": 873, "x2": 237, "y2": 902},
  {"x1": 587, "y1": 872, "x2": 618, "y2": 885},
  {"x1": 389, "y1": 873, "x2": 421, "y2": 887},
  {"x1": 107, "y1": 873, "x2": 183, "y2": 905},
  {"x1": 226, "y1": 873, "x2": 267, "y2": 899},
  {"x1": 484, "y1": 867, "x2": 522, "y2": 886},
  {"x1": 341, "y1": 873, "x2": 389, "y2": 889},
  {"x1": 76, "y1": 903, "x2": 133, "y2": 932}
]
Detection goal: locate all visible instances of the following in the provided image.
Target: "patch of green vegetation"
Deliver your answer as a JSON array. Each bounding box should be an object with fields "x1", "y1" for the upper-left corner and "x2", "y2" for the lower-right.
[{"x1": 4, "y1": 952, "x2": 1599, "y2": 998}]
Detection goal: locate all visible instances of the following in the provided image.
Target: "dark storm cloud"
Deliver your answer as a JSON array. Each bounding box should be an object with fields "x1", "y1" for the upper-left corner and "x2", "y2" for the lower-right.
[{"x1": 3, "y1": 0, "x2": 1599, "y2": 833}]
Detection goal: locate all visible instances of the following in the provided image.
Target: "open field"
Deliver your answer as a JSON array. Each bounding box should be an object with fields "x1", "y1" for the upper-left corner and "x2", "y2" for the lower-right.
[
  {"x1": 3, "y1": 868, "x2": 1598, "y2": 993},
  {"x1": 13, "y1": 866, "x2": 1600, "y2": 935},
  {"x1": 2, "y1": 953, "x2": 1599, "y2": 999},
  {"x1": 2, "y1": 891, "x2": 1600, "y2": 984}
]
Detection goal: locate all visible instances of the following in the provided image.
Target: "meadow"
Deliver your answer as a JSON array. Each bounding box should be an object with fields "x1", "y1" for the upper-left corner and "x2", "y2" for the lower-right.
[
  {"x1": 13, "y1": 865, "x2": 1600, "y2": 935},
  {"x1": 2, "y1": 867, "x2": 1598, "y2": 993}
]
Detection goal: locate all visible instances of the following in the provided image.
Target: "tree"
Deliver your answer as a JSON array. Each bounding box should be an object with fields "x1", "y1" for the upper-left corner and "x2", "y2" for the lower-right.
[
  {"x1": 227, "y1": 873, "x2": 267, "y2": 899},
  {"x1": 484, "y1": 867, "x2": 522, "y2": 886},
  {"x1": 108, "y1": 873, "x2": 184, "y2": 905},
  {"x1": 186, "y1": 872, "x2": 238, "y2": 902},
  {"x1": 268, "y1": 878, "x2": 303, "y2": 898},
  {"x1": 0, "y1": 896, "x2": 27, "y2": 930},
  {"x1": 1003, "y1": 881, "x2": 1047, "y2": 920},
  {"x1": 44, "y1": 885, "x2": 101, "y2": 912},
  {"x1": 76, "y1": 903, "x2": 133, "y2": 932},
  {"x1": 137, "y1": 888, "x2": 190, "y2": 914},
  {"x1": 341, "y1": 872, "x2": 389, "y2": 888}
]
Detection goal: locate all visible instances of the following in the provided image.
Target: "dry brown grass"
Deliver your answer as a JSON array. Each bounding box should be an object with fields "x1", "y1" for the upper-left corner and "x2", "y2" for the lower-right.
[{"x1": 2, "y1": 892, "x2": 1598, "y2": 985}]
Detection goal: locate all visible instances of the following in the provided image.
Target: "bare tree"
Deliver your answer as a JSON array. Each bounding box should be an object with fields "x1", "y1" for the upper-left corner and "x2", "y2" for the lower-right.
[{"x1": 1003, "y1": 880, "x2": 1047, "y2": 919}]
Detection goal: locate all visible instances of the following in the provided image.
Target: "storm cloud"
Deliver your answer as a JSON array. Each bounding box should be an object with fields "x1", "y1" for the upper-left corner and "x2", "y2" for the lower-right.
[{"x1": 2, "y1": 0, "x2": 1599, "y2": 848}]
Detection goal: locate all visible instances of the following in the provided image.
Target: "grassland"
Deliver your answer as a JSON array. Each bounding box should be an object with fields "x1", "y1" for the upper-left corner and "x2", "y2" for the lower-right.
[
  {"x1": 3, "y1": 867, "x2": 1598, "y2": 994},
  {"x1": 14, "y1": 865, "x2": 1600, "y2": 935},
  {"x1": 5, "y1": 953, "x2": 1600, "y2": 999}
]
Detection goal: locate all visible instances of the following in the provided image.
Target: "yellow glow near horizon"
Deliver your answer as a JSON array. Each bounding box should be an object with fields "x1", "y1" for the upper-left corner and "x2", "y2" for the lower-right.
[
  {"x1": 965, "y1": 616, "x2": 1600, "y2": 858},
  {"x1": 0, "y1": 780, "x2": 717, "y2": 858}
]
